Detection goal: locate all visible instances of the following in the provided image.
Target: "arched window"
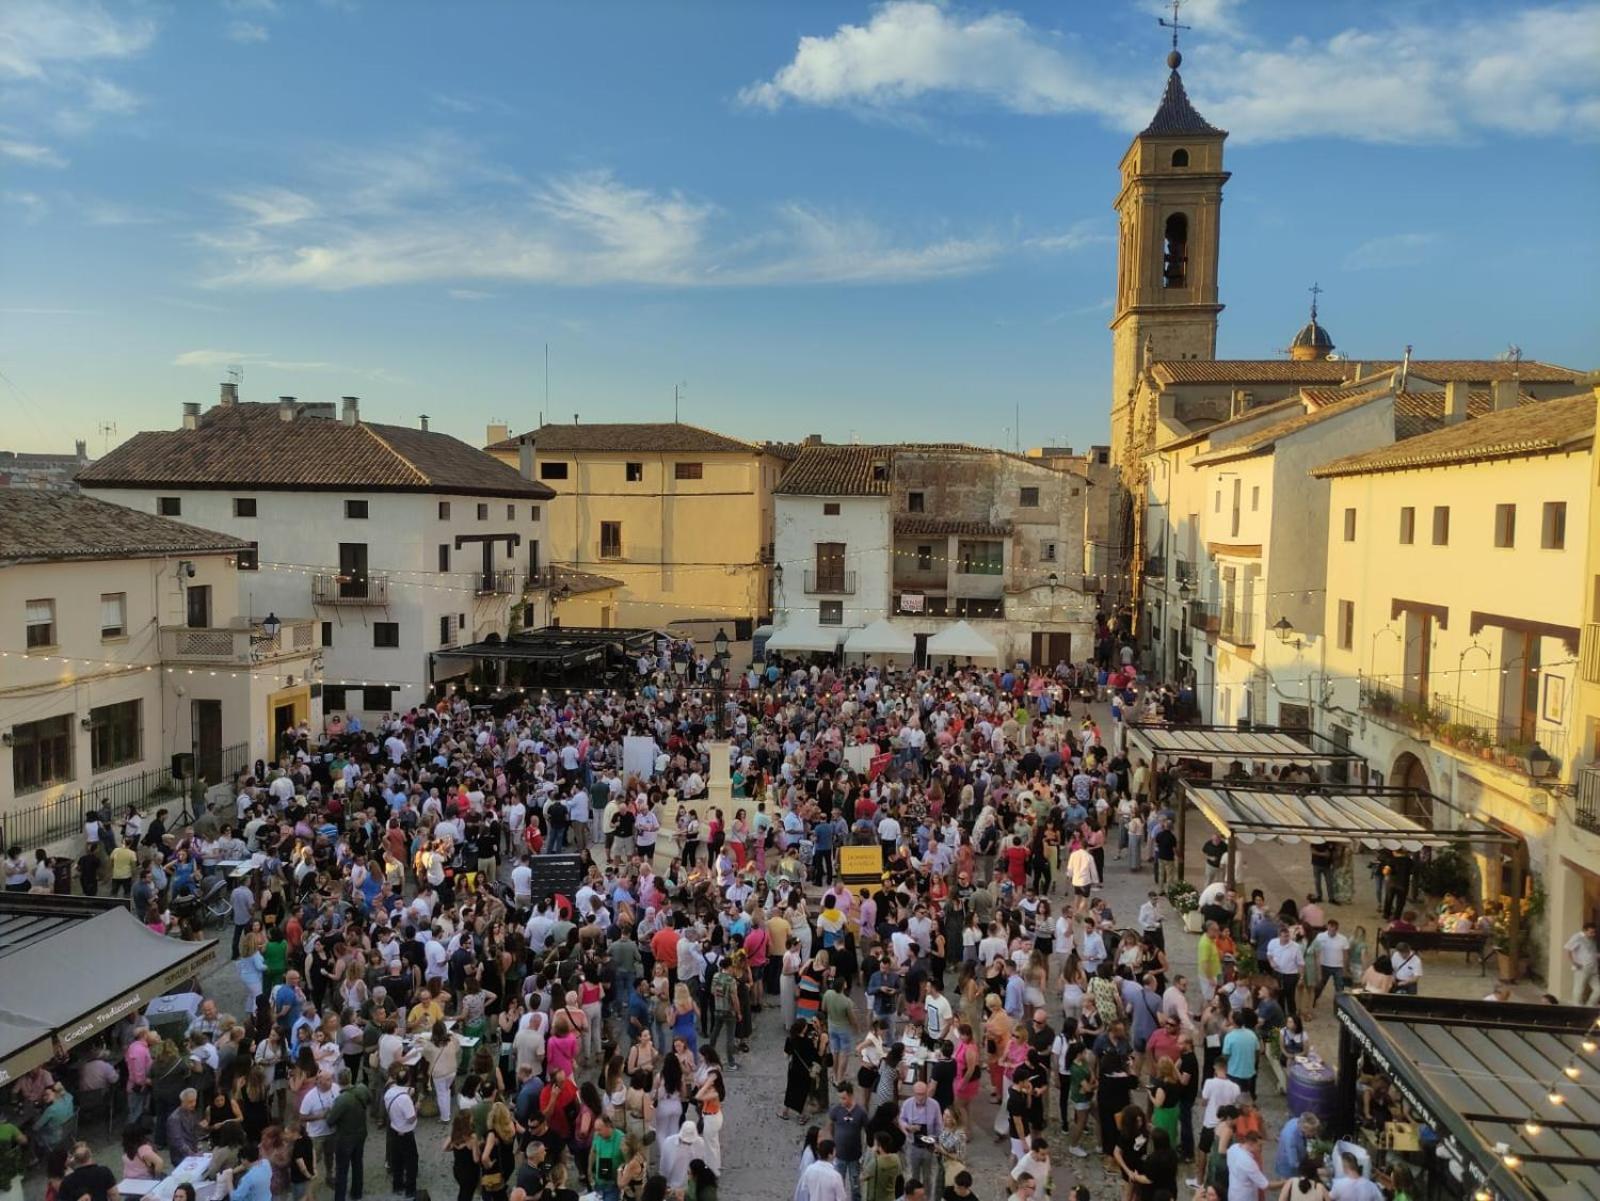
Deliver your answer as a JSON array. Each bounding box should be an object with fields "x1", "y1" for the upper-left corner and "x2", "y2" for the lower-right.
[
  {"x1": 1163, "y1": 212, "x2": 1188, "y2": 287},
  {"x1": 1171, "y1": 148, "x2": 1189, "y2": 168}
]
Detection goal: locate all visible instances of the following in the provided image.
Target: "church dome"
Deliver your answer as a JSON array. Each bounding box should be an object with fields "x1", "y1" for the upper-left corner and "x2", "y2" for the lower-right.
[{"x1": 1292, "y1": 318, "x2": 1334, "y2": 351}]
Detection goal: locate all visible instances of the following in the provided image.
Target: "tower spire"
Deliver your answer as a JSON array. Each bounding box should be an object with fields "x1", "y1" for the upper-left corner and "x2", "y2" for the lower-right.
[
  {"x1": 1308, "y1": 281, "x2": 1323, "y2": 323},
  {"x1": 1158, "y1": 0, "x2": 1192, "y2": 68}
]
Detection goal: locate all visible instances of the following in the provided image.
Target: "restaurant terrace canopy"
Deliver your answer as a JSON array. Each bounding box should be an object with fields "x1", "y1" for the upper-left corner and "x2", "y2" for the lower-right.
[
  {"x1": 1334, "y1": 994, "x2": 1600, "y2": 1201},
  {"x1": 1182, "y1": 777, "x2": 1528, "y2": 968},
  {"x1": 0, "y1": 894, "x2": 216, "y2": 1087}
]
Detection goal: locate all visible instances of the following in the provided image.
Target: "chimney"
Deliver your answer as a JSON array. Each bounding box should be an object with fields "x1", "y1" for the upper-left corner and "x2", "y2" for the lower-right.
[
  {"x1": 418, "y1": 414, "x2": 430, "y2": 432},
  {"x1": 486, "y1": 422, "x2": 509, "y2": 446},
  {"x1": 804, "y1": 433, "x2": 823, "y2": 446},
  {"x1": 573, "y1": 412, "x2": 579, "y2": 425},
  {"x1": 1351, "y1": 362, "x2": 1369, "y2": 382},
  {"x1": 1492, "y1": 378, "x2": 1519, "y2": 411},
  {"x1": 74, "y1": 440, "x2": 87, "y2": 461},
  {"x1": 218, "y1": 381, "x2": 238, "y2": 406},
  {"x1": 182, "y1": 401, "x2": 201, "y2": 431},
  {"x1": 1443, "y1": 380, "x2": 1469, "y2": 426},
  {"x1": 278, "y1": 396, "x2": 296, "y2": 422},
  {"x1": 341, "y1": 395, "x2": 360, "y2": 426}
]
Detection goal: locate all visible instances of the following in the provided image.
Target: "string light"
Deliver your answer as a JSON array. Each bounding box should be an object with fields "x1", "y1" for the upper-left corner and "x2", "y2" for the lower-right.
[
  {"x1": 1521, "y1": 1120, "x2": 1542, "y2": 1136},
  {"x1": 1562, "y1": 1060, "x2": 1581, "y2": 1080},
  {"x1": 1547, "y1": 1087, "x2": 1565, "y2": 1106}
]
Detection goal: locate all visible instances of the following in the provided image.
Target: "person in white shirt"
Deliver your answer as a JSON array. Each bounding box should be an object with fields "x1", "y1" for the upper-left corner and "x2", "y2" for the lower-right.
[
  {"x1": 1329, "y1": 1152, "x2": 1382, "y2": 1201},
  {"x1": 1079, "y1": 919, "x2": 1106, "y2": 976},
  {"x1": 383, "y1": 1070, "x2": 419, "y2": 1197},
  {"x1": 798, "y1": 1139, "x2": 849, "y2": 1201},
  {"x1": 1309, "y1": 919, "x2": 1352, "y2": 1004},
  {"x1": 299, "y1": 1070, "x2": 341, "y2": 1179},
  {"x1": 1389, "y1": 942, "x2": 1423, "y2": 995},
  {"x1": 1225, "y1": 1130, "x2": 1272, "y2": 1201},
  {"x1": 1564, "y1": 921, "x2": 1599, "y2": 1005},
  {"x1": 1265, "y1": 927, "x2": 1306, "y2": 1016}
]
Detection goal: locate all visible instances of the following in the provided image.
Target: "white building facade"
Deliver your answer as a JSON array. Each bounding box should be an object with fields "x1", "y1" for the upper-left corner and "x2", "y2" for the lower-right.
[
  {"x1": 1, "y1": 491, "x2": 320, "y2": 850},
  {"x1": 78, "y1": 390, "x2": 553, "y2": 723}
]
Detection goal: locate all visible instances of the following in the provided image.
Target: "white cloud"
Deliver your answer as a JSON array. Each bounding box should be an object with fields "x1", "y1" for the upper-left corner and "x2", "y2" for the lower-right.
[
  {"x1": 2, "y1": 190, "x2": 49, "y2": 222},
  {"x1": 1027, "y1": 218, "x2": 1113, "y2": 253},
  {"x1": 226, "y1": 22, "x2": 270, "y2": 44},
  {"x1": 742, "y1": 1, "x2": 1600, "y2": 144},
  {"x1": 739, "y1": 2, "x2": 1112, "y2": 118},
  {"x1": 447, "y1": 289, "x2": 494, "y2": 301},
  {"x1": 0, "y1": 1, "x2": 156, "y2": 145},
  {"x1": 1343, "y1": 232, "x2": 1439, "y2": 270},
  {"x1": 226, "y1": 187, "x2": 319, "y2": 227},
  {"x1": 172, "y1": 348, "x2": 410, "y2": 385},
  {"x1": 0, "y1": 136, "x2": 65, "y2": 167},
  {"x1": 197, "y1": 144, "x2": 1022, "y2": 291},
  {"x1": 0, "y1": 0, "x2": 156, "y2": 80}
]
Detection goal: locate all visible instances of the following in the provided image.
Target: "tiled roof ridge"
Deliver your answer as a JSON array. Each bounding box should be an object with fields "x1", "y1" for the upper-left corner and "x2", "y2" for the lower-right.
[{"x1": 360, "y1": 422, "x2": 432, "y2": 486}]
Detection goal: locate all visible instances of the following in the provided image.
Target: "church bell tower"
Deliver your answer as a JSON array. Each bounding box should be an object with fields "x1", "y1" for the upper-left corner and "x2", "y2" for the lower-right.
[{"x1": 1109, "y1": 39, "x2": 1229, "y2": 469}]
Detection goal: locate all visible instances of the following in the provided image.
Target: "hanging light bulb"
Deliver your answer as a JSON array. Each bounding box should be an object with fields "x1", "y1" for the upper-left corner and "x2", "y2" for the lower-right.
[
  {"x1": 1523, "y1": 1120, "x2": 1542, "y2": 1136},
  {"x1": 1502, "y1": 1154, "x2": 1522, "y2": 1169},
  {"x1": 1582, "y1": 1038, "x2": 1598, "y2": 1054},
  {"x1": 1563, "y1": 1061, "x2": 1581, "y2": 1080},
  {"x1": 1548, "y1": 1088, "x2": 1566, "y2": 1106}
]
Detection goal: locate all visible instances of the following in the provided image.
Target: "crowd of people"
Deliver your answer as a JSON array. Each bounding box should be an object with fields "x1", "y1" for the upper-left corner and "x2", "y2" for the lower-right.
[{"x1": 2, "y1": 621, "x2": 1545, "y2": 1201}]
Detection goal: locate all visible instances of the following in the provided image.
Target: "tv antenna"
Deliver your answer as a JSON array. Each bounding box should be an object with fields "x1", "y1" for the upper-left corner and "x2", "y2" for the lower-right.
[
  {"x1": 674, "y1": 381, "x2": 687, "y2": 423},
  {"x1": 227, "y1": 364, "x2": 244, "y2": 386},
  {"x1": 97, "y1": 420, "x2": 117, "y2": 454}
]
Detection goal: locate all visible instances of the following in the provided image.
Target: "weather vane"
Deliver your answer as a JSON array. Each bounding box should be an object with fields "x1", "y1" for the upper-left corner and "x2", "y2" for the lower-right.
[{"x1": 1159, "y1": 0, "x2": 1192, "y2": 57}]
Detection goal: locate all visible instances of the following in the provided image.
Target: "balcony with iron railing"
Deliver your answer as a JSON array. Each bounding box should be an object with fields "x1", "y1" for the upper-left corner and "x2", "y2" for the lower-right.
[
  {"x1": 1358, "y1": 677, "x2": 1557, "y2": 776},
  {"x1": 312, "y1": 572, "x2": 389, "y2": 605},
  {"x1": 1188, "y1": 600, "x2": 1221, "y2": 633},
  {"x1": 1144, "y1": 555, "x2": 1166, "y2": 581},
  {"x1": 1577, "y1": 765, "x2": 1600, "y2": 835},
  {"x1": 1218, "y1": 608, "x2": 1255, "y2": 647},
  {"x1": 804, "y1": 568, "x2": 857, "y2": 595},
  {"x1": 475, "y1": 568, "x2": 517, "y2": 596},
  {"x1": 161, "y1": 618, "x2": 318, "y2": 664},
  {"x1": 1582, "y1": 622, "x2": 1600, "y2": 685}
]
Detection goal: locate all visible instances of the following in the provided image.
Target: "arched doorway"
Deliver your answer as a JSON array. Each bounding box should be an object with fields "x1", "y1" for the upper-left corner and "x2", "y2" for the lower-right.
[{"x1": 1392, "y1": 750, "x2": 1435, "y2": 825}]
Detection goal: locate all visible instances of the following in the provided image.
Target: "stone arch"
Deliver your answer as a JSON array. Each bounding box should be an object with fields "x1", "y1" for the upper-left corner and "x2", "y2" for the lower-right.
[{"x1": 1391, "y1": 749, "x2": 1435, "y2": 825}]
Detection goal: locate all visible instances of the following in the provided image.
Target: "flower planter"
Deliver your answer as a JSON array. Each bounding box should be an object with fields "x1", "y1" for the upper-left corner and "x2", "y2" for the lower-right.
[{"x1": 1182, "y1": 910, "x2": 1204, "y2": 934}]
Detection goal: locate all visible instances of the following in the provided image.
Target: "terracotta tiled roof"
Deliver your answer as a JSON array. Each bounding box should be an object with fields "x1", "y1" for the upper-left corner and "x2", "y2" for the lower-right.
[
  {"x1": 1312, "y1": 392, "x2": 1595, "y2": 478},
  {"x1": 1391, "y1": 390, "x2": 1538, "y2": 440},
  {"x1": 1141, "y1": 70, "x2": 1224, "y2": 138},
  {"x1": 1153, "y1": 395, "x2": 1307, "y2": 452},
  {"x1": 1152, "y1": 359, "x2": 1581, "y2": 386},
  {"x1": 1189, "y1": 384, "x2": 1395, "y2": 465},
  {"x1": 762, "y1": 441, "x2": 804, "y2": 462},
  {"x1": 549, "y1": 566, "x2": 623, "y2": 596},
  {"x1": 78, "y1": 403, "x2": 554, "y2": 498},
  {"x1": 524, "y1": 422, "x2": 763, "y2": 454},
  {"x1": 894, "y1": 515, "x2": 1013, "y2": 539},
  {"x1": 0, "y1": 490, "x2": 247, "y2": 567},
  {"x1": 774, "y1": 445, "x2": 894, "y2": 496}
]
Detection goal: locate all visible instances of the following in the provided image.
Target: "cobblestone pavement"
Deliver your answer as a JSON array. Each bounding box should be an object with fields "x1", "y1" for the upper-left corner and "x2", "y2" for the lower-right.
[{"x1": 68, "y1": 699, "x2": 1535, "y2": 1201}]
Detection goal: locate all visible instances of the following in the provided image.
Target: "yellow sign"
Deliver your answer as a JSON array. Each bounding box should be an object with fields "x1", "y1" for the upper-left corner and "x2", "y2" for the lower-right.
[{"x1": 838, "y1": 845, "x2": 884, "y2": 884}]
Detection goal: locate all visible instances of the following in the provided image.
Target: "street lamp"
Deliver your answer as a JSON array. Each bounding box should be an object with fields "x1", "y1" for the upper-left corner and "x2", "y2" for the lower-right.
[
  {"x1": 252, "y1": 612, "x2": 282, "y2": 649},
  {"x1": 1272, "y1": 615, "x2": 1296, "y2": 644},
  {"x1": 713, "y1": 627, "x2": 730, "y2": 659}
]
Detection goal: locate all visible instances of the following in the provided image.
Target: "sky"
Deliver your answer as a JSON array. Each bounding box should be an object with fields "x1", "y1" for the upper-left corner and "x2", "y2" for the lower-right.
[{"x1": 2, "y1": 0, "x2": 1597, "y2": 456}]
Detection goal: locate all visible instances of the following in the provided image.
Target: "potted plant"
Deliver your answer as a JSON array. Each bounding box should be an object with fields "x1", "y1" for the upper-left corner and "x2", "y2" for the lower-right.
[
  {"x1": 1492, "y1": 878, "x2": 1546, "y2": 982},
  {"x1": 1166, "y1": 879, "x2": 1203, "y2": 933}
]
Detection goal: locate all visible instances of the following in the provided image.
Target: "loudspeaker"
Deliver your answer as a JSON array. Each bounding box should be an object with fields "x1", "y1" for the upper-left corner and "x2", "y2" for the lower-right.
[{"x1": 171, "y1": 752, "x2": 195, "y2": 778}]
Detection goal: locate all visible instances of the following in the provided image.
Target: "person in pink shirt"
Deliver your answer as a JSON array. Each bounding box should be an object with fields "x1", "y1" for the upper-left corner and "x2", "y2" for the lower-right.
[{"x1": 126, "y1": 1027, "x2": 155, "y2": 1126}]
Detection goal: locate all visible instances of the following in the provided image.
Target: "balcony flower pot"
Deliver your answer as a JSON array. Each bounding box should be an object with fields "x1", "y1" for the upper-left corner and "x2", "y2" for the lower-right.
[{"x1": 1480, "y1": 745, "x2": 1496, "y2": 762}]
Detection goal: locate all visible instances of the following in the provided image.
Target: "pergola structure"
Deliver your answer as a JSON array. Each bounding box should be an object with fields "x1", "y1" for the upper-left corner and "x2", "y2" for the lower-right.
[
  {"x1": 431, "y1": 625, "x2": 662, "y2": 688},
  {"x1": 1334, "y1": 994, "x2": 1600, "y2": 1201},
  {"x1": 1126, "y1": 721, "x2": 1365, "y2": 880},
  {"x1": 1182, "y1": 777, "x2": 1528, "y2": 968}
]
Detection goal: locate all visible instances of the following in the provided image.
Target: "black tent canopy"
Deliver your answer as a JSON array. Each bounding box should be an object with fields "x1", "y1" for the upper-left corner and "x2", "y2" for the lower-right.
[{"x1": 1335, "y1": 994, "x2": 1600, "y2": 1201}]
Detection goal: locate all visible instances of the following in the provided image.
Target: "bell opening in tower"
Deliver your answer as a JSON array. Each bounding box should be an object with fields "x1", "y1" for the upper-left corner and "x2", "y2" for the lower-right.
[{"x1": 1162, "y1": 212, "x2": 1188, "y2": 287}]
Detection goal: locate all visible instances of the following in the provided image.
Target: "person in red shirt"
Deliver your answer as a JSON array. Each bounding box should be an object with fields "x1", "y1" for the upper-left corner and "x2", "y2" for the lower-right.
[
  {"x1": 651, "y1": 924, "x2": 680, "y2": 987},
  {"x1": 540, "y1": 1066, "x2": 578, "y2": 1141},
  {"x1": 1002, "y1": 836, "x2": 1030, "y2": 888}
]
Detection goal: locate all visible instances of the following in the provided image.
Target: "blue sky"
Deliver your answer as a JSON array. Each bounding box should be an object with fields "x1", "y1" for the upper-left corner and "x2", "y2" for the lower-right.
[{"x1": 2, "y1": 0, "x2": 1597, "y2": 455}]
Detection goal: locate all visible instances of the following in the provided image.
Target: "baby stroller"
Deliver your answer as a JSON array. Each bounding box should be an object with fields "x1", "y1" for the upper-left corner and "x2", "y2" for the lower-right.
[{"x1": 196, "y1": 874, "x2": 231, "y2": 927}]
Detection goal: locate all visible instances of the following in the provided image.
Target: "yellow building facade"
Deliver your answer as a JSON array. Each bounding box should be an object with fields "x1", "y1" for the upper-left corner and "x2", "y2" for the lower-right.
[
  {"x1": 1560, "y1": 381, "x2": 1600, "y2": 1002},
  {"x1": 1312, "y1": 392, "x2": 1596, "y2": 989},
  {"x1": 486, "y1": 422, "x2": 783, "y2": 633}
]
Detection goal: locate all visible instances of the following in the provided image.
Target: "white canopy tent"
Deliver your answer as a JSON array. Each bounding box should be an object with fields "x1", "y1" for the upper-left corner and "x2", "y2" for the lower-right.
[
  {"x1": 765, "y1": 623, "x2": 846, "y2": 654},
  {"x1": 843, "y1": 619, "x2": 916, "y2": 656},
  {"x1": 925, "y1": 620, "x2": 1000, "y2": 662}
]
